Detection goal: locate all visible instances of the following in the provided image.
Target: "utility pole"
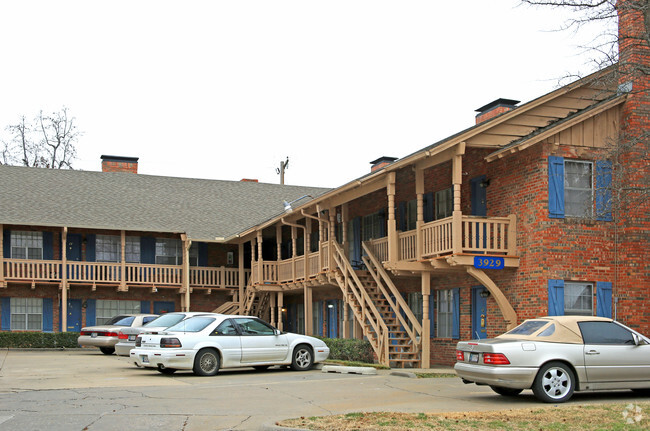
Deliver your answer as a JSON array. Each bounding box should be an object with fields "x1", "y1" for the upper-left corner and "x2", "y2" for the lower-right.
[{"x1": 276, "y1": 157, "x2": 289, "y2": 185}]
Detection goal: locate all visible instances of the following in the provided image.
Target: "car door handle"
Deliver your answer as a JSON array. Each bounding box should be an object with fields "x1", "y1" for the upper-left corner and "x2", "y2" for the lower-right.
[{"x1": 586, "y1": 350, "x2": 600, "y2": 355}]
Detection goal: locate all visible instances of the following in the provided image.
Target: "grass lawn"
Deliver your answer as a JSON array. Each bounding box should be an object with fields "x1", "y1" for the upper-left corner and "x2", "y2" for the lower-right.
[{"x1": 277, "y1": 402, "x2": 650, "y2": 430}]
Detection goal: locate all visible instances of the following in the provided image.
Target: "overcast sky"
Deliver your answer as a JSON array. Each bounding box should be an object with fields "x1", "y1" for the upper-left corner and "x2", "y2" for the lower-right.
[{"x1": 0, "y1": 1, "x2": 604, "y2": 188}]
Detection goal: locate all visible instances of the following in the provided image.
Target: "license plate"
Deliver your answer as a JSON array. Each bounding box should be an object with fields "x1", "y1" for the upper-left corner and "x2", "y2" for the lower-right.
[
  {"x1": 128, "y1": 335, "x2": 136, "y2": 341},
  {"x1": 140, "y1": 355, "x2": 149, "y2": 364},
  {"x1": 91, "y1": 332, "x2": 97, "y2": 338},
  {"x1": 469, "y1": 353, "x2": 479, "y2": 363}
]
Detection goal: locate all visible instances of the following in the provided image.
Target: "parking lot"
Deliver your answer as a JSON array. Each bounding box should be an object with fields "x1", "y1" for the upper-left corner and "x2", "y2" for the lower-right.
[{"x1": 0, "y1": 349, "x2": 646, "y2": 431}]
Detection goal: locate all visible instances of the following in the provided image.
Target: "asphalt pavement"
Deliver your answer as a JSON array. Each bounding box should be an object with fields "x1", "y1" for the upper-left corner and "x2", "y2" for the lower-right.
[{"x1": 0, "y1": 349, "x2": 643, "y2": 431}]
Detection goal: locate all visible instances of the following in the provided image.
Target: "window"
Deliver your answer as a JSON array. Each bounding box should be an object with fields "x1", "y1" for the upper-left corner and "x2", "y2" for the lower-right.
[
  {"x1": 407, "y1": 292, "x2": 423, "y2": 329},
  {"x1": 437, "y1": 289, "x2": 453, "y2": 338},
  {"x1": 565, "y1": 282, "x2": 593, "y2": 316},
  {"x1": 167, "y1": 316, "x2": 215, "y2": 332},
  {"x1": 96, "y1": 235, "x2": 140, "y2": 263},
  {"x1": 405, "y1": 200, "x2": 417, "y2": 231},
  {"x1": 10, "y1": 298, "x2": 42, "y2": 330},
  {"x1": 362, "y1": 211, "x2": 384, "y2": 241},
  {"x1": 564, "y1": 160, "x2": 593, "y2": 217},
  {"x1": 95, "y1": 300, "x2": 140, "y2": 325},
  {"x1": 155, "y1": 239, "x2": 198, "y2": 266},
  {"x1": 435, "y1": 188, "x2": 453, "y2": 220},
  {"x1": 579, "y1": 321, "x2": 635, "y2": 345},
  {"x1": 505, "y1": 320, "x2": 548, "y2": 336},
  {"x1": 213, "y1": 319, "x2": 239, "y2": 336},
  {"x1": 11, "y1": 231, "x2": 43, "y2": 260},
  {"x1": 235, "y1": 317, "x2": 275, "y2": 335}
]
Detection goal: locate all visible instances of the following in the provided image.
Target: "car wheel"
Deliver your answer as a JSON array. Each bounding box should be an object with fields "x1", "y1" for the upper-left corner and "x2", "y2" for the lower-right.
[
  {"x1": 193, "y1": 349, "x2": 220, "y2": 376},
  {"x1": 253, "y1": 365, "x2": 270, "y2": 371},
  {"x1": 99, "y1": 347, "x2": 115, "y2": 355},
  {"x1": 290, "y1": 345, "x2": 313, "y2": 371},
  {"x1": 157, "y1": 367, "x2": 176, "y2": 375},
  {"x1": 532, "y1": 361, "x2": 575, "y2": 403},
  {"x1": 490, "y1": 386, "x2": 523, "y2": 397}
]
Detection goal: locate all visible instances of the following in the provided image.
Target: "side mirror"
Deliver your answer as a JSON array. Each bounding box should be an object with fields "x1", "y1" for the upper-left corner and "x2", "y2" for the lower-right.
[
  {"x1": 274, "y1": 329, "x2": 282, "y2": 336},
  {"x1": 632, "y1": 333, "x2": 645, "y2": 346}
]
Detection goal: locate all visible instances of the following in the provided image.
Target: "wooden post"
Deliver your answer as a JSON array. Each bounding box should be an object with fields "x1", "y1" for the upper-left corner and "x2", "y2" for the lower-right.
[
  {"x1": 304, "y1": 284, "x2": 313, "y2": 335},
  {"x1": 452, "y1": 148, "x2": 464, "y2": 254},
  {"x1": 276, "y1": 225, "x2": 282, "y2": 261},
  {"x1": 182, "y1": 235, "x2": 191, "y2": 311},
  {"x1": 421, "y1": 273, "x2": 431, "y2": 368},
  {"x1": 277, "y1": 292, "x2": 284, "y2": 331},
  {"x1": 120, "y1": 230, "x2": 127, "y2": 291},
  {"x1": 270, "y1": 292, "x2": 277, "y2": 327},
  {"x1": 238, "y1": 243, "x2": 244, "y2": 314},
  {"x1": 415, "y1": 168, "x2": 424, "y2": 260},
  {"x1": 507, "y1": 214, "x2": 517, "y2": 255},
  {"x1": 328, "y1": 209, "x2": 335, "y2": 272},
  {"x1": 291, "y1": 226, "x2": 297, "y2": 280},
  {"x1": 342, "y1": 298, "x2": 349, "y2": 339},
  {"x1": 387, "y1": 172, "x2": 398, "y2": 262},
  {"x1": 0, "y1": 223, "x2": 4, "y2": 287},
  {"x1": 61, "y1": 227, "x2": 68, "y2": 332},
  {"x1": 257, "y1": 231, "x2": 263, "y2": 284}
]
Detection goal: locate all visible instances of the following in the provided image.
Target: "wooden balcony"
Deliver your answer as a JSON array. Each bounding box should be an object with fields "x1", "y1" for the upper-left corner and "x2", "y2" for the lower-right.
[
  {"x1": 251, "y1": 243, "x2": 331, "y2": 287},
  {"x1": 0, "y1": 259, "x2": 249, "y2": 290}
]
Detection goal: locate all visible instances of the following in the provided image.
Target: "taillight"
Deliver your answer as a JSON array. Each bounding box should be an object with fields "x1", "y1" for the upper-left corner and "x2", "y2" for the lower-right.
[
  {"x1": 80, "y1": 331, "x2": 90, "y2": 336},
  {"x1": 456, "y1": 350, "x2": 465, "y2": 361},
  {"x1": 117, "y1": 331, "x2": 128, "y2": 340},
  {"x1": 135, "y1": 336, "x2": 142, "y2": 347},
  {"x1": 483, "y1": 353, "x2": 510, "y2": 365},
  {"x1": 105, "y1": 332, "x2": 118, "y2": 337},
  {"x1": 160, "y1": 337, "x2": 182, "y2": 348}
]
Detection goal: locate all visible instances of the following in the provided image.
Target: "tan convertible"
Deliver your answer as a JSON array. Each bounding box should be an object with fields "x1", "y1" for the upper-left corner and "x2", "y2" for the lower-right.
[{"x1": 455, "y1": 316, "x2": 650, "y2": 402}]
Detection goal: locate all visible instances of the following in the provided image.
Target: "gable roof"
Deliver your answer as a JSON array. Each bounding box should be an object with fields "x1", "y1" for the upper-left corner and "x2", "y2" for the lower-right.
[{"x1": 0, "y1": 165, "x2": 329, "y2": 242}]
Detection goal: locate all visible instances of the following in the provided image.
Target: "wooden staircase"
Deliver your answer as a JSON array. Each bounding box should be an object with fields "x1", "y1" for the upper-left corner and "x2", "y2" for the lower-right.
[
  {"x1": 242, "y1": 287, "x2": 270, "y2": 321},
  {"x1": 213, "y1": 301, "x2": 240, "y2": 315},
  {"x1": 331, "y1": 241, "x2": 422, "y2": 368}
]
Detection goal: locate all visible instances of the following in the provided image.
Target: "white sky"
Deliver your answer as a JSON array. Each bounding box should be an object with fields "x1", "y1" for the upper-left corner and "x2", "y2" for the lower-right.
[{"x1": 0, "y1": 1, "x2": 604, "y2": 188}]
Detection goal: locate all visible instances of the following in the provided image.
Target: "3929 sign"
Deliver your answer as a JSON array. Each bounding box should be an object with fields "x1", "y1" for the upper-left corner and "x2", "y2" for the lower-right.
[{"x1": 473, "y1": 256, "x2": 504, "y2": 269}]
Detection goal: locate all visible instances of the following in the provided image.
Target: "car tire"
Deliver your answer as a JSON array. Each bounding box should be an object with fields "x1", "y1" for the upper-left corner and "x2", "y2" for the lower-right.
[
  {"x1": 253, "y1": 365, "x2": 270, "y2": 371},
  {"x1": 290, "y1": 344, "x2": 313, "y2": 371},
  {"x1": 193, "y1": 348, "x2": 220, "y2": 376},
  {"x1": 157, "y1": 367, "x2": 176, "y2": 375},
  {"x1": 490, "y1": 386, "x2": 523, "y2": 397},
  {"x1": 532, "y1": 361, "x2": 575, "y2": 403},
  {"x1": 99, "y1": 347, "x2": 115, "y2": 355}
]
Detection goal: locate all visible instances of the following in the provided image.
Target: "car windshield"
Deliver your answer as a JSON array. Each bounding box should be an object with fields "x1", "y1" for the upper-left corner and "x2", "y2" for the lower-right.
[
  {"x1": 104, "y1": 315, "x2": 135, "y2": 326},
  {"x1": 166, "y1": 317, "x2": 216, "y2": 333},
  {"x1": 505, "y1": 320, "x2": 548, "y2": 336},
  {"x1": 144, "y1": 313, "x2": 186, "y2": 328}
]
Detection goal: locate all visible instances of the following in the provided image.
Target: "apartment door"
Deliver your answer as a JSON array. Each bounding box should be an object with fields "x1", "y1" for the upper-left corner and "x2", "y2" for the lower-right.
[
  {"x1": 66, "y1": 234, "x2": 82, "y2": 261},
  {"x1": 63, "y1": 299, "x2": 82, "y2": 332},
  {"x1": 471, "y1": 287, "x2": 488, "y2": 339}
]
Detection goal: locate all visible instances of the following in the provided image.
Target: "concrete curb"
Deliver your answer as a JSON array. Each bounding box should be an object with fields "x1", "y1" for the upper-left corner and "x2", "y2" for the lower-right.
[
  {"x1": 321, "y1": 365, "x2": 377, "y2": 375},
  {"x1": 389, "y1": 370, "x2": 417, "y2": 378}
]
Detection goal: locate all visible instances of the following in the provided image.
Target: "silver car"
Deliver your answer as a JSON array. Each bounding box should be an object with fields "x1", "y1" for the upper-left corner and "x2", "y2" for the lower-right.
[
  {"x1": 455, "y1": 316, "x2": 650, "y2": 402},
  {"x1": 115, "y1": 312, "x2": 217, "y2": 356},
  {"x1": 78, "y1": 314, "x2": 158, "y2": 355}
]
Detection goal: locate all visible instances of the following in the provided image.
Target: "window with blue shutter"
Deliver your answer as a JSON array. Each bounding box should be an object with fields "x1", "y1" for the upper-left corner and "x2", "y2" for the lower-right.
[
  {"x1": 2, "y1": 230, "x2": 10, "y2": 258},
  {"x1": 198, "y1": 242, "x2": 209, "y2": 267},
  {"x1": 140, "y1": 301, "x2": 150, "y2": 314},
  {"x1": 85, "y1": 234, "x2": 96, "y2": 262},
  {"x1": 429, "y1": 294, "x2": 435, "y2": 337},
  {"x1": 595, "y1": 160, "x2": 613, "y2": 221},
  {"x1": 1, "y1": 297, "x2": 10, "y2": 330},
  {"x1": 596, "y1": 281, "x2": 613, "y2": 318},
  {"x1": 451, "y1": 288, "x2": 460, "y2": 339},
  {"x1": 548, "y1": 156, "x2": 565, "y2": 218},
  {"x1": 140, "y1": 236, "x2": 156, "y2": 264},
  {"x1": 548, "y1": 279, "x2": 565, "y2": 315},
  {"x1": 43, "y1": 298, "x2": 53, "y2": 332}
]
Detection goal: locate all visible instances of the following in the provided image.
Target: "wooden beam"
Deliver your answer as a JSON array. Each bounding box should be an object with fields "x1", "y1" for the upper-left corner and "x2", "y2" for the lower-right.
[
  {"x1": 322, "y1": 176, "x2": 386, "y2": 209},
  {"x1": 421, "y1": 273, "x2": 430, "y2": 368},
  {"x1": 466, "y1": 267, "x2": 517, "y2": 330}
]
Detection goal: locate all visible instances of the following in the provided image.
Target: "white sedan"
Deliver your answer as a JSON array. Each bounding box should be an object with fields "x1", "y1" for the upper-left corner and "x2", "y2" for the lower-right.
[{"x1": 130, "y1": 314, "x2": 330, "y2": 376}]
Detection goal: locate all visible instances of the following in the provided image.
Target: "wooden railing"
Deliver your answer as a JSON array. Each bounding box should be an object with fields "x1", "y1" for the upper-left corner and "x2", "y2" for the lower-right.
[
  {"x1": 1, "y1": 259, "x2": 248, "y2": 289},
  {"x1": 251, "y1": 243, "x2": 331, "y2": 285}
]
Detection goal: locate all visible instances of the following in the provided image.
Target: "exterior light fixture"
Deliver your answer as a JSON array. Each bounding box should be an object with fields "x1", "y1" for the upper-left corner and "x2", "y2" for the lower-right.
[
  {"x1": 282, "y1": 194, "x2": 314, "y2": 212},
  {"x1": 480, "y1": 290, "x2": 490, "y2": 298}
]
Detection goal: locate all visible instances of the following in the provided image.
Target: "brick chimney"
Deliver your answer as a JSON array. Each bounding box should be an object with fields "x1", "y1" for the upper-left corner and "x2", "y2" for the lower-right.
[
  {"x1": 475, "y1": 98, "x2": 520, "y2": 124},
  {"x1": 370, "y1": 156, "x2": 397, "y2": 173},
  {"x1": 101, "y1": 155, "x2": 139, "y2": 173}
]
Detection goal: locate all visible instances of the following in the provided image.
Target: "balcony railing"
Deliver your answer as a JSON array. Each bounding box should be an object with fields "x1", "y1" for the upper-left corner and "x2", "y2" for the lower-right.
[
  {"x1": 1, "y1": 259, "x2": 249, "y2": 289},
  {"x1": 250, "y1": 243, "x2": 331, "y2": 285}
]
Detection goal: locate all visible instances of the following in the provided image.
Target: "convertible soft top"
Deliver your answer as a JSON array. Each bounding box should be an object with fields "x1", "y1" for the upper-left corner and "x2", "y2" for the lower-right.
[{"x1": 496, "y1": 316, "x2": 613, "y2": 344}]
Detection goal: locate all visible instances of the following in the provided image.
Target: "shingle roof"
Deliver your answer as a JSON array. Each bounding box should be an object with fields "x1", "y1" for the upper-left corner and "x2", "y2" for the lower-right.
[{"x1": 0, "y1": 165, "x2": 330, "y2": 241}]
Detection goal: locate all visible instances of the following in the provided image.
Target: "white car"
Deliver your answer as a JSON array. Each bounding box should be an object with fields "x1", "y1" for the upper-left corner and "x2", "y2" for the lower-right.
[
  {"x1": 114, "y1": 312, "x2": 218, "y2": 356},
  {"x1": 130, "y1": 315, "x2": 330, "y2": 376}
]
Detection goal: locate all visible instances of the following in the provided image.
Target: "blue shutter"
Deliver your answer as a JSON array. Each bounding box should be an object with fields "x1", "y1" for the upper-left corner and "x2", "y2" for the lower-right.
[
  {"x1": 86, "y1": 299, "x2": 96, "y2": 326},
  {"x1": 317, "y1": 301, "x2": 324, "y2": 336},
  {"x1": 398, "y1": 201, "x2": 407, "y2": 231},
  {"x1": 352, "y1": 217, "x2": 361, "y2": 267},
  {"x1": 140, "y1": 301, "x2": 150, "y2": 314},
  {"x1": 596, "y1": 281, "x2": 613, "y2": 318},
  {"x1": 452, "y1": 288, "x2": 460, "y2": 339},
  {"x1": 86, "y1": 234, "x2": 96, "y2": 262},
  {"x1": 140, "y1": 236, "x2": 156, "y2": 264},
  {"x1": 595, "y1": 160, "x2": 613, "y2": 221},
  {"x1": 548, "y1": 156, "x2": 565, "y2": 218},
  {"x1": 43, "y1": 298, "x2": 53, "y2": 332},
  {"x1": 198, "y1": 242, "x2": 208, "y2": 267},
  {"x1": 378, "y1": 209, "x2": 386, "y2": 237},
  {"x1": 42, "y1": 232, "x2": 54, "y2": 260},
  {"x1": 424, "y1": 192, "x2": 434, "y2": 223},
  {"x1": 429, "y1": 294, "x2": 435, "y2": 337},
  {"x1": 2, "y1": 230, "x2": 9, "y2": 258},
  {"x1": 548, "y1": 279, "x2": 565, "y2": 316},
  {"x1": 1, "y1": 297, "x2": 10, "y2": 330}
]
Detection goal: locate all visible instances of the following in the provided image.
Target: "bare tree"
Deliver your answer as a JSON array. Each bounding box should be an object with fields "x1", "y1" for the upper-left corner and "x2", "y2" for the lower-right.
[{"x1": 1, "y1": 107, "x2": 79, "y2": 169}]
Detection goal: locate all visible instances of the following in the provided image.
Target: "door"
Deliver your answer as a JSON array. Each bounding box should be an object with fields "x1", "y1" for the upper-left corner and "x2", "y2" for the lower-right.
[
  {"x1": 66, "y1": 234, "x2": 82, "y2": 280},
  {"x1": 235, "y1": 317, "x2": 289, "y2": 363},
  {"x1": 470, "y1": 176, "x2": 488, "y2": 249},
  {"x1": 66, "y1": 299, "x2": 82, "y2": 332},
  {"x1": 326, "y1": 300, "x2": 338, "y2": 338},
  {"x1": 472, "y1": 287, "x2": 488, "y2": 339},
  {"x1": 153, "y1": 301, "x2": 175, "y2": 314}
]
